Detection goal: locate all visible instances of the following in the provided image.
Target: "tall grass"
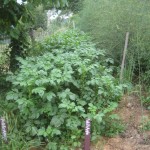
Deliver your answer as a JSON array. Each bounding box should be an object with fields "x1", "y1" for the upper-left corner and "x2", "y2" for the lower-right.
[{"x1": 78, "y1": 0, "x2": 150, "y2": 85}]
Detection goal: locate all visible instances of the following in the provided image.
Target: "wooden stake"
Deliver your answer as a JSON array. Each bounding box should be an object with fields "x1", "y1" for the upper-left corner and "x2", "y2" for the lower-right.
[
  {"x1": 84, "y1": 119, "x2": 91, "y2": 150},
  {"x1": 73, "y1": 21, "x2": 75, "y2": 29},
  {"x1": 120, "y1": 32, "x2": 129, "y2": 82}
]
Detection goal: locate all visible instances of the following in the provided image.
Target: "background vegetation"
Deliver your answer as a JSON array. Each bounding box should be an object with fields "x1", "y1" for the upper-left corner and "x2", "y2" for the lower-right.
[{"x1": 78, "y1": 0, "x2": 150, "y2": 85}]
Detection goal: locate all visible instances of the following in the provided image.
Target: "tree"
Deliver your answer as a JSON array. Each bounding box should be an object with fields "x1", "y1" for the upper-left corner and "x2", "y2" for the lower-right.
[
  {"x1": 0, "y1": 0, "x2": 68, "y2": 71},
  {"x1": 33, "y1": 5, "x2": 47, "y2": 30},
  {"x1": 68, "y1": 0, "x2": 82, "y2": 13}
]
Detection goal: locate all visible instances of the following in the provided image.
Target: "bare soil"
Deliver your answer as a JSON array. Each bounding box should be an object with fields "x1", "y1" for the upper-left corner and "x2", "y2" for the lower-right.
[{"x1": 92, "y1": 94, "x2": 150, "y2": 150}]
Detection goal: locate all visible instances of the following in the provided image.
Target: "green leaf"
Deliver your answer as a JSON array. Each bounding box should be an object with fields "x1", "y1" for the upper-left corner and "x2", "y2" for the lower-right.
[
  {"x1": 47, "y1": 142, "x2": 57, "y2": 150},
  {"x1": 38, "y1": 127, "x2": 46, "y2": 136},
  {"x1": 78, "y1": 100, "x2": 87, "y2": 106},
  {"x1": 50, "y1": 115, "x2": 65, "y2": 127},
  {"x1": 16, "y1": 98, "x2": 27, "y2": 105},
  {"x1": 76, "y1": 106, "x2": 85, "y2": 112},
  {"x1": 59, "y1": 102, "x2": 68, "y2": 108},
  {"x1": 32, "y1": 87, "x2": 46, "y2": 97},
  {"x1": 6, "y1": 91, "x2": 18, "y2": 100},
  {"x1": 51, "y1": 128, "x2": 61, "y2": 136},
  {"x1": 94, "y1": 112, "x2": 104, "y2": 123},
  {"x1": 98, "y1": 89, "x2": 103, "y2": 95},
  {"x1": 46, "y1": 92, "x2": 56, "y2": 101},
  {"x1": 31, "y1": 127, "x2": 38, "y2": 136},
  {"x1": 46, "y1": 126, "x2": 52, "y2": 134},
  {"x1": 69, "y1": 94, "x2": 76, "y2": 101}
]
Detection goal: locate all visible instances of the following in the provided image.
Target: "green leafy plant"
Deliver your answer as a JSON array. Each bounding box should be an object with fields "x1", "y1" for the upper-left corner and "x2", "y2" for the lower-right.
[
  {"x1": 6, "y1": 30, "x2": 124, "y2": 149},
  {"x1": 100, "y1": 114, "x2": 125, "y2": 137}
]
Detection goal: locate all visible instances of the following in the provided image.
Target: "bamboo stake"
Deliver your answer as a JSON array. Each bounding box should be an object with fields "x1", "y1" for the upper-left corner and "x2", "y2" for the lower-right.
[{"x1": 120, "y1": 32, "x2": 129, "y2": 82}]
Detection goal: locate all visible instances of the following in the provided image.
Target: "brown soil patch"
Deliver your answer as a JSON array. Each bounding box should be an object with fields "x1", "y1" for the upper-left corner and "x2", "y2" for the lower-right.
[{"x1": 92, "y1": 94, "x2": 150, "y2": 150}]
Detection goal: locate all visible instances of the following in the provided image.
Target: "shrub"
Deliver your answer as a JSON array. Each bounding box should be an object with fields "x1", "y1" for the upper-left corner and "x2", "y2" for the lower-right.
[
  {"x1": 6, "y1": 30, "x2": 124, "y2": 149},
  {"x1": 78, "y1": 0, "x2": 150, "y2": 85}
]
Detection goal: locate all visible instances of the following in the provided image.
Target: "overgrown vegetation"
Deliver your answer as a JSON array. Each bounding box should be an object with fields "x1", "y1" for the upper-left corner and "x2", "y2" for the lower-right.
[
  {"x1": 1, "y1": 0, "x2": 150, "y2": 149},
  {"x1": 4, "y1": 30, "x2": 124, "y2": 149},
  {"x1": 78, "y1": 0, "x2": 150, "y2": 85}
]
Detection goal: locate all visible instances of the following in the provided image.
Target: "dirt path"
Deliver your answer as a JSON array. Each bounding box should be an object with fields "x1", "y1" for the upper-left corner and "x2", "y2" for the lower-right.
[{"x1": 92, "y1": 94, "x2": 150, "y2": 150}]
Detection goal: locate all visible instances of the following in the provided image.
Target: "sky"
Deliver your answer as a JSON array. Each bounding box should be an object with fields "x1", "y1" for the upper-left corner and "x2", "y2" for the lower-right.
[{"x1": 17, "y1": 0, "x2": 23, "y2": 4}]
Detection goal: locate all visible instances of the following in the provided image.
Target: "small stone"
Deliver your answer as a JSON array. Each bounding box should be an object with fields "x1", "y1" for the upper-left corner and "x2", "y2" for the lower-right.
[{"x1": 127, "y1": 103, "x2": 132, "y2": 108}]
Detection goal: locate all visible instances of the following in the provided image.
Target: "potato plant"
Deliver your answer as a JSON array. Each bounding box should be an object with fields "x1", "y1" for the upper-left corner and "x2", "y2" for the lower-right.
[{"x1": 6, "y1": 30, "x2": 124, "y2": 149}]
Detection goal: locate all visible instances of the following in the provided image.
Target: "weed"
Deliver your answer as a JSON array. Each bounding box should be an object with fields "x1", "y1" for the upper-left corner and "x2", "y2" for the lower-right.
[{"x1": 139, "y1": 116, "x2": 150, "y2": 131}]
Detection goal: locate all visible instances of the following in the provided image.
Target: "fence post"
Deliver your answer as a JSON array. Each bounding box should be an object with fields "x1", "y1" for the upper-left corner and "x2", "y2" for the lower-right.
[{"x1": 120, "y1": 32, "x2": 129, "y2": 83}]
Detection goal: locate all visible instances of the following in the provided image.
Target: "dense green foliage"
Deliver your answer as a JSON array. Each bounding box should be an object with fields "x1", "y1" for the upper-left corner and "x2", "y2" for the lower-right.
[
  {"x1": 31, "y1": 29, "x2": 92, "y2": 55},
  {"x1": 78, "y1": 0, "x2": 150, "y2": 85},
  {"x1": 0, "y1": 0, "x2": 68, "y2": 71},
  {"x1": 5, "y1": 30, "x2": 124, "y2": 149}
]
